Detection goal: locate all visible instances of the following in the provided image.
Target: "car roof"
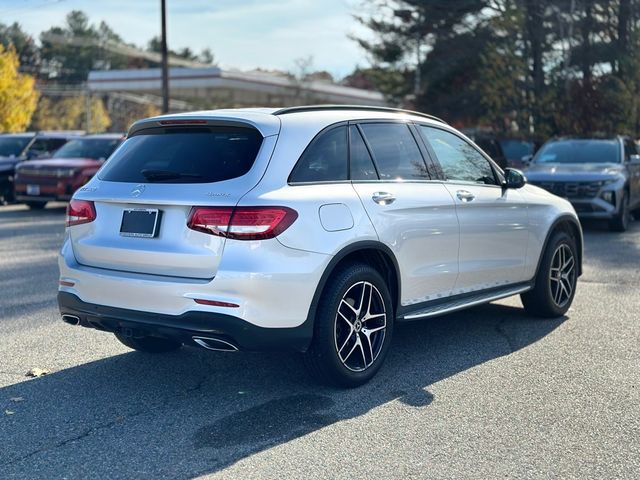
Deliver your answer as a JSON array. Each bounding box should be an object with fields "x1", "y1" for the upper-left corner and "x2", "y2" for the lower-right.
[{"x1": 129, "y1": 105, "x2": 447, "y2": 137}]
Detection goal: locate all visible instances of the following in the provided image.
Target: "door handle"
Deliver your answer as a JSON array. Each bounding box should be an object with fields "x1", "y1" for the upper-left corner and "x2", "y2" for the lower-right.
[
  {"x1": 456, "y1": 190, "x2": 475, "y2": 202},
  {"x1": 372, "y1": 192, "x2": 396, "y2": 205}
]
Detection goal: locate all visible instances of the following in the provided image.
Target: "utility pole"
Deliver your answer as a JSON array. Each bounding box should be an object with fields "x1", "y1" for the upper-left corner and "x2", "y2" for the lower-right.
[{"x1": 160, "y1": 0, "x2": 169, "y2": 113}]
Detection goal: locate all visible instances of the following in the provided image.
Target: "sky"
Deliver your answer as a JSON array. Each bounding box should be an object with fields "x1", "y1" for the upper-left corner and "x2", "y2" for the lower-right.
[{"x1": 0, "y1": 0, "x2": 374, "y2": 79}]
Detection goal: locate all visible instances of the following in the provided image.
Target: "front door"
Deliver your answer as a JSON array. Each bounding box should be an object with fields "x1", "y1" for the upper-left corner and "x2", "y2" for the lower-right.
[{"x1": 418, "y1": 125, "x2": 529, "y2": 295}]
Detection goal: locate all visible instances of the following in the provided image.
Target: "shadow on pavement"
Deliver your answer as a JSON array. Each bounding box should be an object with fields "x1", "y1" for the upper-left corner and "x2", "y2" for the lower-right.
[{"x1": 0, "y1": 302, "x2": 565, "y2": 478}]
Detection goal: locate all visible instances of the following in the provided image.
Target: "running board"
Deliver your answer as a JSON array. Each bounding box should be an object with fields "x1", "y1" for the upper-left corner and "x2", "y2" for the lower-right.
[{"x1": 401, "y1": 284, "x2": 531, "y2": 321}]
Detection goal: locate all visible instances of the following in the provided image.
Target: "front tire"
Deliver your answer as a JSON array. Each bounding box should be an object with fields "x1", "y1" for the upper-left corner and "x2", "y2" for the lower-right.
[
  {"x1": 521, "y1": 231, "x2": 578, "y2": 318},
  {"x1": 609, "y1": 192, "x2": 630, "y2": 232},
  {"x1": 304, "y1": 263, "x2": 394, "y2": 388},
  {"x1": 114, "y1": 333, "x2": 182, "y2": 353}
]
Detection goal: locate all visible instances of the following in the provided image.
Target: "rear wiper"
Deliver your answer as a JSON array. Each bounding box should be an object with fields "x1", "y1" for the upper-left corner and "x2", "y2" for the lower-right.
[{"x1": 140, "y1": 169, "x2": 203, "y2": 181}]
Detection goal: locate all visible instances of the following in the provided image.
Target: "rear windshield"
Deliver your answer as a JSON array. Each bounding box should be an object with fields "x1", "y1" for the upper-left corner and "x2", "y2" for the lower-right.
[
  {"x1": 53, "y1": 138, "x2": 121, "y2": 160},
  {"x1": 534, "y1": 139, "x2": 620, "y2": 164},
  {"x1": 98, "y1": 127, "x2": 263, "y2": 183}
]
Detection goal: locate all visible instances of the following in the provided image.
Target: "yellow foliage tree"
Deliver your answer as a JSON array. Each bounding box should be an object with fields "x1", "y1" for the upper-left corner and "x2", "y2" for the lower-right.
[
  {"x1": 0, "y1": 44, "x2": 38, "y2": 132},
  {"x1": 30, "y1": 95, "x2": 111, "y2": 133}
]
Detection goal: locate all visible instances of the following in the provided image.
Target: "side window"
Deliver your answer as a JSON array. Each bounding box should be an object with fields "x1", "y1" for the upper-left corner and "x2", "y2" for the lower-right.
[
  {"x1": 349, "y1": 126, "x2": 378, "y2": 180},
  {"x1": 289, "y1": 126, "x2": 348, "y2": 183},
  {"x1": 359, "y1": 123, "x2": 429, "y2": 180},
  {"x1": 420, "y1": 126, "x2": 497, "y2": 185}
]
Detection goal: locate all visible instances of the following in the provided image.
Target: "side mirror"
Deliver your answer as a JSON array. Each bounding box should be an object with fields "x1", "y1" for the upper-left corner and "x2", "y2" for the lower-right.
[
  {"x1": 628, "y1": 154, "x2": 640, "y2": 165},
  {"x1": 503, "y1": 168, "x2": 526, "y2": 189}
]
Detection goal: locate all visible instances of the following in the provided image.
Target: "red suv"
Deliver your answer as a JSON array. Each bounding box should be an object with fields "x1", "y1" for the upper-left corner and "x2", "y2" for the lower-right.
[{"x1": 14, "y1": 134, "x2": 123, "y2": 209}]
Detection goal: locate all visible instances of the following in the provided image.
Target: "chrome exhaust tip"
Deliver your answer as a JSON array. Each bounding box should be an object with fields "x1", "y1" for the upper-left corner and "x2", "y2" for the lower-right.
[
  {"x1": 192, "y1": 336, "x2": 239, "y2": 352},
  {"x1": 62, "y1": 314, "x2": 80, "y2": 326}
]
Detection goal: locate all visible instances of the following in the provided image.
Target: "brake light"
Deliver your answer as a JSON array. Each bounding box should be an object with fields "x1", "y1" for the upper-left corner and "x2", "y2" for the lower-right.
[
  {"x1": 66, "y1": 200, "x2": 96, "y2": 227},
  {"x1": 187, "y1": 206, "x2": 297, "y2": 240},
  {"x1": 158, "y1": 119, "x2": 207, "y2": 125}
]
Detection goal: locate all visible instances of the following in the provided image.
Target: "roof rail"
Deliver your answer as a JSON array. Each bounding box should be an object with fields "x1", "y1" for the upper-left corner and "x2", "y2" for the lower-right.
[{"x1": 272, "y1": 105, "x2": 447, "y2": 124}]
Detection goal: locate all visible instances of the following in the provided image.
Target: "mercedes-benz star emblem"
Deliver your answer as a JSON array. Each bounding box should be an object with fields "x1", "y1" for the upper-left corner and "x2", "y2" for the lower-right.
[{"x1": 130, "y1": 184, "x2": 146, "y2": 197}]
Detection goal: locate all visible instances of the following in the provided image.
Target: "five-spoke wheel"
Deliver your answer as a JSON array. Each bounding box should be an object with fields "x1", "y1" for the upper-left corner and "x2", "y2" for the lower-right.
[
  {"x1": 335, "y1": 281, "x2": 387, "y2": 372},
  {"x1": 522, "y1": 230, "x2": 578, "y2": 318},
  {"x1": 304, "y1": 263, "x2": 394, "y2": 387}
]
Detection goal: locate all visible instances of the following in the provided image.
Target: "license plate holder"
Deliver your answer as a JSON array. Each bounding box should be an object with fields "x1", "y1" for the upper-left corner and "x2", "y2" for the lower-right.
[
  {"x1": 119, "y1": 208, "x2": 161, "y2": 238},
  {"x1": 26, "y1": 184, "x2": 40, "y2": 195}
]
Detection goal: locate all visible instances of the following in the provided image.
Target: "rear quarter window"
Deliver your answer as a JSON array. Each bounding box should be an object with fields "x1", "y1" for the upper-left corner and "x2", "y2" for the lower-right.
[{"x1": 98, "y1": 126, "x2": 263, "y2": 183}]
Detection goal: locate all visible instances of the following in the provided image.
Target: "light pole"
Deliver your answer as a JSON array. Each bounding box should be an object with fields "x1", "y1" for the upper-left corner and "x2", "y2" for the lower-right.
[{"x1": 160, "y1": 0, "x2": 169, "y2": 113}]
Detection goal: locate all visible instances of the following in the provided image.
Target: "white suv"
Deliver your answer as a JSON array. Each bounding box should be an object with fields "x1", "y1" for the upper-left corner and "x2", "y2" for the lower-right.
[{"x1": 58, "y1": 106, "x2": 582, "y2": 387}]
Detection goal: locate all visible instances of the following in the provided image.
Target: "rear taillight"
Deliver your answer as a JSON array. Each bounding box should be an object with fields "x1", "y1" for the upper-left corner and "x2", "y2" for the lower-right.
[
  {"x1": 66, "y1": 199, "x2": 96, "y2": 227},
  {"x1": 187, "y1": 206, "x2": 297, "y2": 240}
]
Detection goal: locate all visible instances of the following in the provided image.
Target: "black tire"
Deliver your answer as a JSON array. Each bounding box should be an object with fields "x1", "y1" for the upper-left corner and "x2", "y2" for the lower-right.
[
  {"x1": 25, "y1": 201, "x2": 47, "y2": 210},
  {"x1": 521, "y1": 230, "x2": 578, "y2": 318},
  {"x1": 304, "y1": 263, "x2": 394, "y2": 388},
  {"x1": 609, "y1": 191, "x2": 630, "y2": 232},
  {"x1": 114, "y1": 333, "x2": 182, "y2": 353}
]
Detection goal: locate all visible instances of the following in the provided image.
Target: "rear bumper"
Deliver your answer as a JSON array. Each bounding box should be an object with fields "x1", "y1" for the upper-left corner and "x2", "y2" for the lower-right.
[{"x1": 58, "y1": 291, "x2": 313, "y2": 352}]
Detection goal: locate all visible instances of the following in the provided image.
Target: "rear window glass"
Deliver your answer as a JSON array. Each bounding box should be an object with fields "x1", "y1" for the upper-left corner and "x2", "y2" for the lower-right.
[
  {"x1": 98, "y1": 127, "x2": 262, "y2": 183},
  {"x1": 289, "y1": 126, "x2": 348, "y2": 183},
  {"x1": 359, "y1": 123, "x2": 429, "y2": 180},
  {"x1": 349, "y1": 126, "x2": 378, "y2": 180}
]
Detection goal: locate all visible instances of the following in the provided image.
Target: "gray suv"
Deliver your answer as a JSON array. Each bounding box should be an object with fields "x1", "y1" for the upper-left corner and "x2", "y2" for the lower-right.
[{"x1": 526, "y1": 137, "x2": 640, "y2": 231}]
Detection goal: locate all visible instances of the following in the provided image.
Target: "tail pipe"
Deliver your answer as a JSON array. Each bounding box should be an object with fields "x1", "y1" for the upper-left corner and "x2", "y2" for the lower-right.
[
  {"x1": 192, "y1": 336, "x2": 239, "y2": 352},
  {"x1": 62, "y1": 314, "x2": 80, "y2": 326}
]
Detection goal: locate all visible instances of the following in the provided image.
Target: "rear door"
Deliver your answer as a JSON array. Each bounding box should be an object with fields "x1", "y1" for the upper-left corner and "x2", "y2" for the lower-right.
[
  {"x1": 350, "y1": 122, "x2": 459, "y2": 306},
  {"x1": 70, "y1": 124, "x2": 273, "y2": 279},
  {"x1": 418, "y1": 125, "x2": 529, "y2": 294}
]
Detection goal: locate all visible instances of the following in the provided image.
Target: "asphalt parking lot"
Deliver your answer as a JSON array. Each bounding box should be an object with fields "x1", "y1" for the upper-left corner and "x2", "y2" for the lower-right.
[{"x1": 0, "y1": 203, "x2": 638, "y2": 479}]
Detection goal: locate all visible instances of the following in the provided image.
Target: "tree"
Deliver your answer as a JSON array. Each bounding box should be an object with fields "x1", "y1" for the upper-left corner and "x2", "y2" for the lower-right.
[
  {"x1": 0, "y1": 22, "x2": 39, "y2": 75},
  {"x1": 0, "y1": 45, "x2": 38, "y2": 132},
  {"x1": 30, "y1": 95, "x2": 110, "y2": 133}
]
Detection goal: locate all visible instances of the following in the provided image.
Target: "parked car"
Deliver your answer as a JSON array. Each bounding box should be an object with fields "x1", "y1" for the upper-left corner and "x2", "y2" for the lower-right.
[
  {"x1": 58, "y1": 106, "x2": 583, "y2": 387},
  {"x1": 525, "y1": 136, "x2": 640, "y2": 232},
  {"x1": 0, "y1": 131, "x2": 80, "y2": 204},
  {"x1": 14, "y1": 134, "x2": 123, "y2": 209},
  {"x1": 499, "y1": 138, "x2": 538, "y2": 169}
]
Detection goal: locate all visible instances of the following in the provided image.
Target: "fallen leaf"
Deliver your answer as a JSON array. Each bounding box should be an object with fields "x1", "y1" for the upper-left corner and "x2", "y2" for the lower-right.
[{"x1": 26, "y1": 368, "x2": 50, "y2": 378}]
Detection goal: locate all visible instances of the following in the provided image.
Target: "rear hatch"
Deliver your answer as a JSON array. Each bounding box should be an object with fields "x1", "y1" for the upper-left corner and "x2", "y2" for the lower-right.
[{"x1": 70, "y1": 122, "x2": 277, "y2": 279}]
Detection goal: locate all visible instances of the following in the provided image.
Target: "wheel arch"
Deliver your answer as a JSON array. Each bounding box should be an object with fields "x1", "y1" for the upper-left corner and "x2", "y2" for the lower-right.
[
  {"x1": 535, "y1": 214, "x2": 583, "y2": 278},
  {"x1": 305, "y1": 241, "x2": 402, "y2": 327}
]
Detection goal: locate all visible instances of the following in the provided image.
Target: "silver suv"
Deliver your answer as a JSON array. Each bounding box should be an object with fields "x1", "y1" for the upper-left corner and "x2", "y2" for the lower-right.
[
  {"x1": 58, "y1": 106, "x2": 583, "y2": 387},
  {"x1": 525, "y1": 136, "x2": 640, "y2": 232}
]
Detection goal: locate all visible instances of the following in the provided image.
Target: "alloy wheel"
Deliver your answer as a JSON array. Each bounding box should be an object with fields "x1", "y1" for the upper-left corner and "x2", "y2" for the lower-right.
[
  {"x1": 334, "y1": 281, "x2": 387, "y2": 372},
  {"x1": 549, "y1": 244, "x2": 576, "y2": 308}
]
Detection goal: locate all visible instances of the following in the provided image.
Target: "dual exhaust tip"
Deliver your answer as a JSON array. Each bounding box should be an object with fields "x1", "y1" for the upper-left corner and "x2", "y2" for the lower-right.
[
  {"x1": 61, "y1": 315, "x2": 239, "y2": 352},
  {"x1": 62, "y1": 314, "x2": 81, "y2": 326},
  {"x1": 192, "y1": 336, "x2": 239, "y2": 352}
]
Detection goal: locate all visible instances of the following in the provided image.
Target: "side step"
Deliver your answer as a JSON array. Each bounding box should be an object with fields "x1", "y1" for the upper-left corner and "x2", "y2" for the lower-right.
[{"x1": 401, "y1": 284, "x2": 531, "y2": 321}]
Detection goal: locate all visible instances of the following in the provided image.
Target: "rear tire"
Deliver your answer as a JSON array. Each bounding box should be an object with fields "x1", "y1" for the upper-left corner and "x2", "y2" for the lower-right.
[
  {"x1": 304, "y1": 263, "x2": 394, "y2": 388},
  {"x1": 114, "y1": 333, "x2": 182, "y2": 353},
  {"x1": 609, "y1": 192, "x2": 630, "y2": 232},
  {"x1": 521, "y1": 231, "x2": 578, "y2": 318},
  {"x1": 26, "y1": 201, "x2": 47, "y2": 210}
]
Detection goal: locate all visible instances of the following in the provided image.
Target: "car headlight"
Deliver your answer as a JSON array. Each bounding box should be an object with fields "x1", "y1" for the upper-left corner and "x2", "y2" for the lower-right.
[{"x1": 603, "y1": 177, "x2": 622, "y2": 186}]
